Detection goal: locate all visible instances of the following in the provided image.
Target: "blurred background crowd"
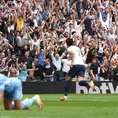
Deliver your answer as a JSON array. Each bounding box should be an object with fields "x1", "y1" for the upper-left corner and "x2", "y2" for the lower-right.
[{"x1": 0, "y1": 0, "x2": 118, "y2": 82}]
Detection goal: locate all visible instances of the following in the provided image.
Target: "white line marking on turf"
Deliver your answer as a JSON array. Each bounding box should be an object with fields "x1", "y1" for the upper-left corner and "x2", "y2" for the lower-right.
[
  {"x1": 42, "y1": 98, "x2": 118, "y2": 102},
  {"x1": 28, "y1": 117, "x2": 40, "y2": 118}
]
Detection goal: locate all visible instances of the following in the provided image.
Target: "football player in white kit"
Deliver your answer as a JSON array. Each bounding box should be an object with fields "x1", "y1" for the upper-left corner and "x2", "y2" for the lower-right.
[{"x1": 60, "y1": 38, "x2": 94, "y2": 101}]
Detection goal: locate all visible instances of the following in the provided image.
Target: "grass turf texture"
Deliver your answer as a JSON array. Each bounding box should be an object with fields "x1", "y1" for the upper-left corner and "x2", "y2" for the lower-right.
[{"x1": 0, "y1": 94, "x2": 118, "y2": 118}]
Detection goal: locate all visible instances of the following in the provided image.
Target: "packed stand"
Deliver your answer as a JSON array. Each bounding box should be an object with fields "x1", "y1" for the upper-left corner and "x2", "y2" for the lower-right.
[{"x1": 0, "y1": 0, "x2": 118, "y2": 82}]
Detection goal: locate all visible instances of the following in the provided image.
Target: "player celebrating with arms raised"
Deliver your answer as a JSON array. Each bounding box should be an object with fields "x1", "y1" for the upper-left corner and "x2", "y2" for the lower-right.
[{"x1": 60, "y1": 38, "x2": 94, "y2": 101}]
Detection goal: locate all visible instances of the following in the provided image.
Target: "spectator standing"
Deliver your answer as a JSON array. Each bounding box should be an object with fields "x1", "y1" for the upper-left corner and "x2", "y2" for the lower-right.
[
  {"x1": 42, "y1": 58, "x2": 56, "y2": 82},
  {"x1": 36, "y1": 49, "x2": 46, "y2": 81},
  {"x1": 7, "y1": 54, "x2": 18, "y2": 69},
  {"x1": 19, "y1": 51, "x2": 33, "y2": 69},
  {"x1": 99, "y1": 56, "x2": 110, "y2": 81},
  {"x1": 112, "y1": 60, "x2": 118, "y2": 81},
  {"x1": 0, "y1": 59, "x2": 8, "y2": 76},
  {"x1": 19, "y1": 63, "x2": 38, "y2": 82},
  {"x1": 18, "y1": 64, "x2": 28, "y2": 82},
  {"x1": 61, "y1": 55, "x2": 72, "y2": 79},
  {"x1": 50, "y1": 52, "x2": 65, "y2": 81},
  {"x1": 89, "y1": 58, "x2": 99, "y2": 81}
]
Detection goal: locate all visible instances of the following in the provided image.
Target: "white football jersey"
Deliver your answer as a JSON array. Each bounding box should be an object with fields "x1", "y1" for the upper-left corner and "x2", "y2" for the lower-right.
[{"x1": 67, "y1": 46, "x2": 84, "y2": 65}]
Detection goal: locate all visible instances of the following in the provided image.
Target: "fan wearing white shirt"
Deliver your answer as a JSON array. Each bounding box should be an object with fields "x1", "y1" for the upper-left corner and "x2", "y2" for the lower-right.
[
  {"x1": 99, "y1": 8, "x2": 110, "y2": 29},
  {"x1": 62, "y1": 55, "x2": 71, "y2": 78},
  {"x1": 99, "y1": 0, "x2": 109, "y2": 9},
  {"x1": 28, "y1": 34, "x2": 40, "y2": 51},
  {"x1": 108, "y1": 28, "x2": 117, "y2": 41},
  {"x1": 50, "y1": 52, "x2": 65, "y2": 81}
]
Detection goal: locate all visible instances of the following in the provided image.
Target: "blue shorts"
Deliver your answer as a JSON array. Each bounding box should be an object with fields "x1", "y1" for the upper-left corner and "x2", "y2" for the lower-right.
[
  {"x1": 4, "y1": 79, "x2": 23, "y2": 101},
  {"x1": 44, "y1": 77, "x2": 53, "y2": 82},
  {"x1": 68, "y1": 65, "x2": 85, "y2": 78}
]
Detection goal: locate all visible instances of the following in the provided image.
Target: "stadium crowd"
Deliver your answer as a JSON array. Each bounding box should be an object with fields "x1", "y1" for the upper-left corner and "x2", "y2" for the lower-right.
[{"x1": 0, "y1": 0, "x2": 118, "y2": 82}]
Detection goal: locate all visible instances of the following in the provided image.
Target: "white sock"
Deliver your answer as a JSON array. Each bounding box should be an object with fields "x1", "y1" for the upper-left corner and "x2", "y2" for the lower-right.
[
  {"x1": 64, "y1": 96, "x2": 67, "y2": 99},
  {"x1": 33, "y1": 95, "x2": 38, "y2": 101}
]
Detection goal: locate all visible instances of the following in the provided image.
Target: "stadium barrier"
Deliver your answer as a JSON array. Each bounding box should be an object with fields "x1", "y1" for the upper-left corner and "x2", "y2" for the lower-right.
[
  {"x1": 22, "y1": 81, "x2": 118, "y2": 94},
  {"x1": 76, "y1": 81, "x2": 118, "y2": 94},
  {"x1": 22, "y1": 82, "x2": 75, "y2": 94}
]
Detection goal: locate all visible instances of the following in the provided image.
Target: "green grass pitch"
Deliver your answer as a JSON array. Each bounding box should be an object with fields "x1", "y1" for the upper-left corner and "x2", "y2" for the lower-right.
[{"x1": 0, "y1": 94, "x2": 118, "y2": 118}]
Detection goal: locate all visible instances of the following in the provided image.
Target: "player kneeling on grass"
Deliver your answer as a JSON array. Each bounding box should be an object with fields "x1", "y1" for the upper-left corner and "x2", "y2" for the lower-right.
[
  {"x1": 0, "y1": 73, "x2": 22, "y2": 110},
  {"x1": 60, "y1": 38, "x2": 95, "y2": 101},
  {"x1": 12, "y1": 95, "x2": 44, "y2": 110},
  {"x1": 0, "y1": 73, "x2": 44, "y2": 110}
]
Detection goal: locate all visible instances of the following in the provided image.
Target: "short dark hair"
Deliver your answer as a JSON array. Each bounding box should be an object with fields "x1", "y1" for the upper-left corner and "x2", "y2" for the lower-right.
[
  {"x1": 66, "y1": 38, "x2": 73, "y2": 47},
  {"x1": 46, "y1": 58, "x2": 51, "y2": 62},
  {"x1": 72, "y1": 31, "x2": 76, "y2": 35}
]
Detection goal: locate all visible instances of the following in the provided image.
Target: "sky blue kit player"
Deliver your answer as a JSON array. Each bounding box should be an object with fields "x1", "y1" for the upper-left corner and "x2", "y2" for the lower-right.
[{"x1": 0, "y1": 73, "x2": 22, "y2": 110}]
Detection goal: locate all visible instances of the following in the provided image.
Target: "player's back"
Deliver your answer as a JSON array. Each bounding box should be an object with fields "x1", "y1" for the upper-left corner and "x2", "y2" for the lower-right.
[
  {"x1": 0, "y1": 74, "x2": 10, "y2": 91},
  {"x1": 0, "y1": 74, "x2": 9, "y2": 84},
  {"x1": 0, "y1": 74, "x2": 22, "y2": 92},
  {"x1": 67, "y1": 46, "x2": 84, "y2": 65}
]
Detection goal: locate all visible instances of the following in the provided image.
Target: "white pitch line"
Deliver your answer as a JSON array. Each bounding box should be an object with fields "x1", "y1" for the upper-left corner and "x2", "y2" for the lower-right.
[
  {"x1": 42, "y1": 98, "x2": 118, "y2": 102},
  {"x1": 28, "y1": 117, "x2": 40, "y2": 118}
]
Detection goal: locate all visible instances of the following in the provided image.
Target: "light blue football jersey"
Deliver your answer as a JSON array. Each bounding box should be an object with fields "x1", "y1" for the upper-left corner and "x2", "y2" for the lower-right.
[{"x1": 0, "y1": 74, "x2": 23, "y2": 100}]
